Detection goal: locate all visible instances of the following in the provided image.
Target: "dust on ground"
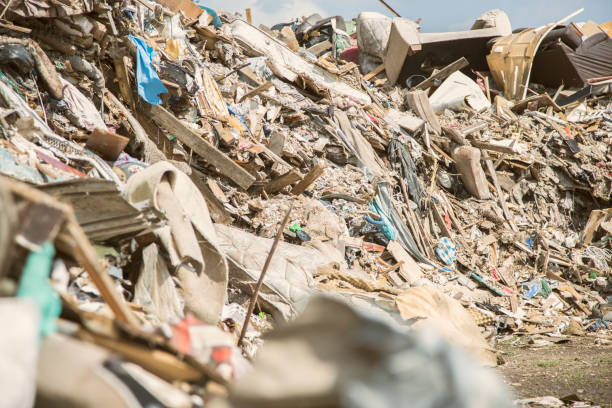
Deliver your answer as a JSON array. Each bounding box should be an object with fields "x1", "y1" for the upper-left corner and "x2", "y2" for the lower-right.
[{"x1": 497, "y1": 336, "x2": 612, "y2": 407}]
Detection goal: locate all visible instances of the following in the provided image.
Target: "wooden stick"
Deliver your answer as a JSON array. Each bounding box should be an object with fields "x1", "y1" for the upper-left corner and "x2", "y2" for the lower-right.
[
  {"x1": 363, "y1": 64, "x2": 385, "y2": 81},
  {"x1": 482, "y1": 150, "x2": 519, "y2": 232},
  {"x1": 377, "y1": 0, "x2": 400, "y2": 17},
  {"x1": 238, "y1": 202, "x2": 294, "y2": 346}
]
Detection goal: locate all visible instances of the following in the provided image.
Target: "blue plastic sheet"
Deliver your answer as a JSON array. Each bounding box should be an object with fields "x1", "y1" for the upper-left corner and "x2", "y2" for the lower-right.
[
  {"x1": 195, "y1": 4, "x2": 222, "y2": 28},
  {"x1": 17, "y1": 242, "x2": 61, "y2": 339},
  {"x1": 129, "y1": 35, "x2": 168, "y2": 105}
]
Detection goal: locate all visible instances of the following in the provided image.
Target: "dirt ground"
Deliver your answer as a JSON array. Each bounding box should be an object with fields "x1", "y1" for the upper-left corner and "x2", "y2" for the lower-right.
[{"x1": 497, "y1": 336, "x2": 612, "y2": 407}]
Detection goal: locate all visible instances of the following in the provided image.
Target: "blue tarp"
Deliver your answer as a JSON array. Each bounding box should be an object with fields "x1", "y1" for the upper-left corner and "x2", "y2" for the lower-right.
[
  {"x1": 129, "y1": 35, "x2": 168, "y2": 105},
  {"x1": 195, "y1": 4, "x2": 222, "y2": 28}
]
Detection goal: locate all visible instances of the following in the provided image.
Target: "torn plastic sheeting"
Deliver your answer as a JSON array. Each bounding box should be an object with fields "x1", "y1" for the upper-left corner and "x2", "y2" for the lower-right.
[
  {"x1": 0, "y1": 44, "x2": 35, "y2": 74},
  {"x1": 208, "y1": 296, "x2": 512, "y2": 408},
  {"x1": 128, "y1": 35, "x2": 168, "y2": 105},
  {"x1": 387, "y1": 139, "x2": 424, "y2": 209},
  {"x1": 229, "y1": 20, "x2": 371, "y2": 105},
  {"x1": 428, "y1": 71, "x2": 490, "y2": 113},
  {"x1": 16, "y1": 241, "x2": 61, "y2": 338},
  {"x1": 60, "y1": 77, "x2": 108, "y2": 132},
  {"x1": 372, "y1": 182, "x2": 429, "y2": 265},
  {"x1": 214, "y1": 224, "x2": 346, "y2": 322}
]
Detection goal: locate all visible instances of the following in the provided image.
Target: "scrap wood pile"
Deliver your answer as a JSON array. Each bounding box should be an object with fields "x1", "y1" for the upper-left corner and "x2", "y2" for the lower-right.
[{"x1": 0, "y1": 1, "x2": 611, "y2": 406}]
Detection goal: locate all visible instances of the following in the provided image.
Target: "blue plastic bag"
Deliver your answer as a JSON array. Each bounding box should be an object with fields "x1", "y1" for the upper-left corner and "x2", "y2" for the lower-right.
[{"x1": 129, "y1": 35, "x2": 168, "y2": 105}]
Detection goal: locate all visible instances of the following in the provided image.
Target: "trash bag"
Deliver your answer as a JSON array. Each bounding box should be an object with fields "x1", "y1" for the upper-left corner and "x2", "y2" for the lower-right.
[{"x1": 0, "y1": 44, "x2": 34, "y2": 74}]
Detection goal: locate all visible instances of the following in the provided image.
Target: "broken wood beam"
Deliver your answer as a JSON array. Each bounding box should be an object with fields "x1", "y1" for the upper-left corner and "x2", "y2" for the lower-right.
[
  {"x1": 265, "y1": 169, "x2": 303, "y2": 194},
  {"x1": 238, "y1": 81, "x2": 273, "y2": 103},
  {"x1": 363, "y1": 63, "x2": 385, "y2": 81},
  {"x1": 113, "y1": 56, "x2": 136, "y2": 110},
  {"x1": 146, "y1": 104, "x2": 256, "y2": 190},
  {"x1": 306, "y1": 40, "x2": 332, "y2": 56},
  {"x1": 405, "y1": 90, "x2": 441, "y2": 135},
  {"x1": 291, "y1": 161, "x2": 325, "y2": 195},
  {"x1": 410, "y1": 57, "x2": 469, "y2": 91},
  {"x1": 482, "y1": 150, "x2": 518, "y2": 232}
]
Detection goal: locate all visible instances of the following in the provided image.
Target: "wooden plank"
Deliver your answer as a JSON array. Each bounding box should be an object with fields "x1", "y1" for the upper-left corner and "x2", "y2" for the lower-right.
[
  {"x1": 86, "y1": 128, "x2": 130, "y2": 161},
  {"x1": 306, "y1": 40, "x2": 332, "y2": 56},
  {"x1": 482, "y1": 150, "x2": 518, "y2": 232},
  {"x1": 238, "y1": 81, "x2": 273, "y2": 103},
  {"x1": 268, "y1": 130, "x2": 285, "y2": 156},
  {"x1": 264, "y1": 169, "x2": 303, "y2": 194},
  {"x1": 212, "y1": 122, "x2": 235, "y2": 147},
  {"x1": 239, "y1": 66, "x2": 264, "y2": 86},
  {"x1": 154, "y1": 0, "x2": 202, "y2": 19},
  {"x1": 410, "y1": 57, "x2": 469, "y2": 91},
  {"x1": 146, "y1": 104, "x2": 255, "y2": 189},
  {"x1": 387, "y1": 240, "x2": 422, "y2": 285},
  {"x1": 291, "y1": 162, "x2": 325, "y2": 195},
  {"x1": 58, "y1": 220, "x2": 141, "y2": 327},
  {"x1": 363, "y1": 63, "x2": 385, "y2": 81},
  {"x1": 405, "y1": 90, "x2": 441, "y2": 135},
  {"x1": 113, "y1": 56, "x2": 136, "y2": 110}
]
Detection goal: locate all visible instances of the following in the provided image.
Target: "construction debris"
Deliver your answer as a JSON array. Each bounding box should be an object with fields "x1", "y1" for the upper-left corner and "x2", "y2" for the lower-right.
[{"x1": 0, "y1": 2, "x2": 610, "y2": 407}]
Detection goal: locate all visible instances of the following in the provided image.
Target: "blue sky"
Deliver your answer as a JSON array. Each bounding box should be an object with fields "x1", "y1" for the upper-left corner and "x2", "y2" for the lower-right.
[{"x1": 208, "y1": 0, "x2": 610, "y2": 31}]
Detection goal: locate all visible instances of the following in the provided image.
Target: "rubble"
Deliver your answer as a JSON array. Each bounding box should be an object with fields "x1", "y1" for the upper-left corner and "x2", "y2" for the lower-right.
[{"x1": 0, "y1": 1, "x2": 610, "y2": 407}]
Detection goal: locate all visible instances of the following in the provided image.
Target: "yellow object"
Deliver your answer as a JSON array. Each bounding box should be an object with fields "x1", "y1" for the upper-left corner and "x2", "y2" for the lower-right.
[{"x1": 165, "y1": 39, "x2": 181, "y2": 61}]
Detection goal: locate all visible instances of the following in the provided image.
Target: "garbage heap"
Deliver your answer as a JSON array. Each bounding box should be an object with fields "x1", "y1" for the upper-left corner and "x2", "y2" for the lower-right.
[{"x1": 0, "y1": 2, "x2": 610, "y2": 407}]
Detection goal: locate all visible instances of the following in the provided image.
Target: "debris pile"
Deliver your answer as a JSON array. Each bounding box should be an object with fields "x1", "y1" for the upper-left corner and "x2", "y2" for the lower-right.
[{"x1": 0, "y1": 2, "x2": 610, "y2": 407}]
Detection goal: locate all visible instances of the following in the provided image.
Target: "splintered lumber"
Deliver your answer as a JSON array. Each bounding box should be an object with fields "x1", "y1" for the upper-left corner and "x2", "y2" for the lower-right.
[
  {"x1": 482, "y1": 150, "x2": 518, "y2": 232},
  {"x1": 113, "y1": 56, "x2": 136, "y2": 109},
  {"x1": 363, "y1": 64, "x2": 385, "y2": 81},
  {"x1": 238, "y1": 81, "x2": 273, "y2": 103},
  {"x1": 387, "y1": 240, "x2": 422, "y2": 284},
  {"x1": 410, "y1": 57, "x2": 469, "y2": 91},
  {"x1": 147, "y1": 104, "x2": 256, "y2": 189},
  {"x1": 306, "y1": 40, "x2": 332, "y2": 56},
  {"x1": 57, "y1": 220, "x2": 141, "y2": 327},
  {"x1": 265, "y1": 169, "x2": 303, "y2": 194},
  {"x1": 406, "y1": 90, "x2": 441, "y2": 135},
  {"x1": 291, "y1": 162, "x2": 325, "y2": 195}
]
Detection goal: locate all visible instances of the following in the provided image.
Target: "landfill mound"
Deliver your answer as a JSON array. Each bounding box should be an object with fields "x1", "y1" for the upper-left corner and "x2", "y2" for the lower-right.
[{"x1": 0, "y1": 2, "x2": 610, "y2": 408}]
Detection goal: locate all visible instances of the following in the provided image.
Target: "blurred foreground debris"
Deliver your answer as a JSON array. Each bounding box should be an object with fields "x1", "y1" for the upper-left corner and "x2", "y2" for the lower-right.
[{"x1": 0, "y1": 2, "x2": 610, "y2": 407}]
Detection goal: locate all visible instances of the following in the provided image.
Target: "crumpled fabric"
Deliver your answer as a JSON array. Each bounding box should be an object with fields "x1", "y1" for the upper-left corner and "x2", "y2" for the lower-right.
[
  {"x1": 128, "y1": 35, "x2": 168, "y2": 105},
  {"x1": 125, "y1": 161, "x2": 228, "y2": 324},
  {"x1": 60, "y1": 77, "x2": 107, "y2": 132}
]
